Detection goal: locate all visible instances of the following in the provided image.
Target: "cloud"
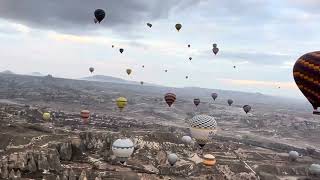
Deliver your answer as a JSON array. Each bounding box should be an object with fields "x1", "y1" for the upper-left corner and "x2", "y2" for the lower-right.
[
  {"x1": 0, "y1": 0, "x2": 200, "y2": 34},
  {"x1": 196, "y1": 49, "x2": 292, "y2": 65},
  {"x1": 218, "y1": 78, "x2": 297, "y2": 89},
  {"x1": 0, "y1": 20, "x2": 31, "y2": 35}
]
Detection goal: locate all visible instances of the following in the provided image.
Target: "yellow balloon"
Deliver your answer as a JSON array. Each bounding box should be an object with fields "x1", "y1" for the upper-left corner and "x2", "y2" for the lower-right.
[
  {"x1": 126, "y1": 69, "x2": 132, "y2": 75},
  {"x1": 43, "y1": 112, "x2": 51, "y2": 121},
  {"x1": 116, "y1": 97, "x2": 127, "y2": 111}
]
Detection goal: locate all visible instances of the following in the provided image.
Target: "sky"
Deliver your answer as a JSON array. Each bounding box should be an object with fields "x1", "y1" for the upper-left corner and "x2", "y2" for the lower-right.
[{"x1": 0, "y1": 0, "x2": 320, "y2": 99}]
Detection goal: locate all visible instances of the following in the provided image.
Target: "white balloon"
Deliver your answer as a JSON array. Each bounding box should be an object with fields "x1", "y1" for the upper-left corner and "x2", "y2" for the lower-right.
[
  {"x1": 288, "y1": 151, "x2": 299, "y2": 161},
  {"x1": 168, "y1": 153, "x2": 178, "y2": 166},
  {"x1": 112, "y1": 138, "x2": 134, "y2": 163},
  {"x1": 181, "y1": 136, "x2": 192, "y2": 144},
  {"x1": 310, "y1": 164, "x2": 320, "y2": 175}
]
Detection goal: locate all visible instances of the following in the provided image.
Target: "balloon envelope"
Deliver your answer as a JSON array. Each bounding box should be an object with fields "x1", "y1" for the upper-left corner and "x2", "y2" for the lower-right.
[
  {"x1": 168, "y1": 153, "x2": 178, "y2": 166},
  {"x1": 213, "y1": 47, "x2": 219, "y2": 55},
  {"x1": 80, "y1": 110, "x2": 90, "y2": 124},
  {"x1": 175, "y1": 24, "x2": 182, "y2": 31},
  {"x1": 310, "y1": 164, "x2": 320, "y2": 175},
  {"x1": 126, "y1": 69, "x2": 132, "y2": 75},
  {"x1": 203, "y1": 154, "x2": 216, "y2": 166},
  {"x1": 116, "y1": 97, "x2": 127, "y2": 111},
  {"x1": 194, "y1": 98, "x2": 200, "y2": 107},
  {"x1": 147, "y1": 23, "x2": 152, "y2": 28},
  {"x1": 227, "y1": 99, "x2": 233, "y2": 106},
  {"x1": 112, "y1": 138, "x2": 134, "y2": 163},
  {"x1": 189, "y1": 115, "x2": 217, "y2": 148},
  {"x1": 293, "y1": 51, "x2": 320, "y2": 114},
  {"x1": 94, "y1": 9, "x2": 106, "y2": 23},
  {"x1": 181, "y1": 136, "x2": 192, "y2": 145},
  {"x1": 211, "y1": 93, "x2": 218, "y2": 101},
  {"x1": 89, "y1": 67, "x2": 94, "y2": 73},
  {"x1": 288, "y1": 151, "x2": 299, "y2": 161},
  {"x1": 164, "y1": 93, "x2": 176, "y2": 107},
  {"x1": 43, "y1": 112, "x2": 50, "y2": 121},
  {"x1": 243, "y1": 105, "x2": 251, "y2": 114},
  {"x1": 119, "y1": 48, "x2": 124, "y2": 54}
]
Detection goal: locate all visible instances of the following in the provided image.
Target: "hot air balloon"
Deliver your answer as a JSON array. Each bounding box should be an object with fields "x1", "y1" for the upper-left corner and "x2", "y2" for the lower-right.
[
  {"x1": 119, "y1": 48, "x2": 124, "y2": 54},
  {"x1": 140, "y1": 81, "x2": 144, "y2": 85},
  {"x1": 181, "y1": 136, "x2": 192, "y2": 145},
  {"x1": 147, "y1": 23, "x2": 152, "y2": 28},
  {"x1": 112, "y1": 45, "x2": 114, "y2": 48},
  {"x1": 175, "y1": 24, "x2": 182, "y2": 31},
  {"x1": 293, "y1": 51, "x2": 320, "y2": 114},
  {"x1": 142, "y1": 65, "x2": 145, "y2": 68},
  {"x1": 165, "y1": 70, "x2": 168, "y2": 72},
  {"x1": 211, "y1": 93, "x2": 218, "y2": 101},
  {"x1": 168, "y1": 153, "x2": 178, "y2": 166},
  {"x1": 164, "y1": 93, "x2": 176, "y2": 107},
  {"x1": 227, "y1": 99, "x2": 233, "y2": 106},
  {"x1": 309, "y1": 164, "x2": 320, "y2": 176},
  {"x1": 94, "y1": 9, "x2": 106, "y2": 23},
  {"x1": 194, "y1": 98, "x2": 200, "y2": 107},
  {"x1": 212, "y1": 47, "x2": 219, "y2": 55},
  {"x1": 189, "y1": 115, "x2": 217, "y2": 149},
  {"x1": 243, "y1": 105, "x2": 251, "y2": 114},
  {"x1": 189, "y1": 57, "x2": 192, "y2": 61},
  {"x1": 116, "y1": 97, "x2": 127, "y2": 111},
  {"x1": 80, "y1": 110, "x2": 90, "y2": 124},
  {"x1": 203, "y1": 154, "x2": 216, "y2": 167},
  {"x1": 89, "y1": 67, "x2": 94, "y2": 73},
  {"x1": 43, "y1": 112, "x2": 51, "y2": 121},
  {"x1": 185, "y1": 76, "x2": 188, "y2": 79},
  {"x1": 126, "y1": 69, "x2": 132, "y2": 75},
  {"x1": 112, "y1": 138, "x2": 134, "y2": 164},
  {"x1": 188, "y1": 44, "x2": 191, "y2": 48},
  {"x1": 233, "y1": 66, "x2": 236, "y2": 69},
  {"x1": 288, "y1": 151, "x2": 299, "y2": 161}
]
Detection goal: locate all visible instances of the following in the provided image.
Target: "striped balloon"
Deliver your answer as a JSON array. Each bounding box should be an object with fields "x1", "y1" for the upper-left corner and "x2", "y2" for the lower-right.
[
  {"x1": 293, "y1": 51, "x2": 320, "y2": 114},
  {"x1": 80, "y1": 110, "x2": 90, "y2": 124},
  {"x1": 164, "y1": 93, "x2": 176, "y2": 107},
  {"x1": 194, "y1": 98, "x2": 200, "y2": 107}
]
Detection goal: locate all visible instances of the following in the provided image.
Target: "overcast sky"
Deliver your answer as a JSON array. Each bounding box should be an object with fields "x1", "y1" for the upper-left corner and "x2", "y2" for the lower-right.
[{"x1": 0, "y1": 0, "x2": 319, "y2": 99}]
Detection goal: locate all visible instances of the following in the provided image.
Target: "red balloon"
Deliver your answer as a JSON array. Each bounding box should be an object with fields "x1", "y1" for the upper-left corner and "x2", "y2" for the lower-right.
[{"x1": 80, "y1": 110, "x2": 90, "y2": 124}]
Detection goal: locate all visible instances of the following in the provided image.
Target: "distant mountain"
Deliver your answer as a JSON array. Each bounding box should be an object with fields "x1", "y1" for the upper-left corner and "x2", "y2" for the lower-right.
[
  {"x1": 0, "y1": 70, "x2": 14, "y2": 74},
  {"x1": 80, "y1": 75, "x2": 161, "y2": 87},
  {"x1": 30, "y1": 72, "x2": 44, "y2": 76},
  {"x1": 81, "y1": 75, "x2": 137, "y2": 84}
]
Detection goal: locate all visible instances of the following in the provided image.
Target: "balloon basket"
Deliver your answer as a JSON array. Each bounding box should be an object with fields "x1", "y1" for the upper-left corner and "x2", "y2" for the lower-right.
[{"x1": 313, "y1": 110, "x2": 320, "y2": 115}]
